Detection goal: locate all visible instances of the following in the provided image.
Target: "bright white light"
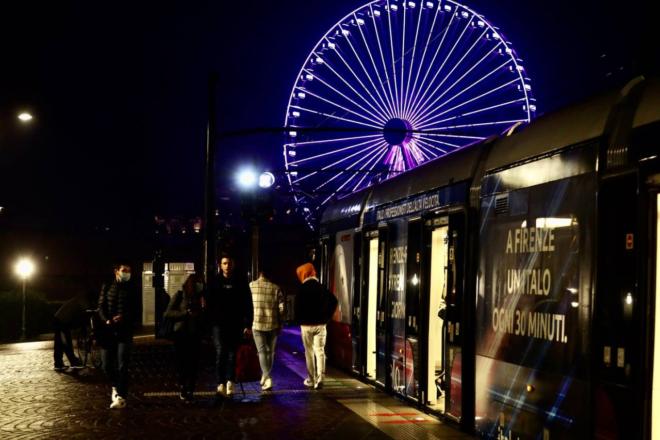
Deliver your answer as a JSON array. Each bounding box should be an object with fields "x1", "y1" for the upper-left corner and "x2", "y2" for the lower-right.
[
  {"x1": 291, "y1": 111, "x2": 301, "y2": 117},
  {"x1": 571, "y1": 301, "x2": 579, "y2": 308},
  {"x1": 625, "y1": 292, "x2": 633, "y2": 305},
  {"x1": 258, "y1": 172, "x2": 275, "y2": 189},
  {"x1": 328, "y1": 42, "x2": 336, "y2": 49},
  {"x1": 373, "y1": 9, "x2": 381, "y2": 17},
  {"x1": 289, "y1": 131, "x2": 298, "y2": 137},
  {"x1": 18, "y1": 112, "x2": 33, "y2": 122},
  {"x1": 341, "y1": 29, "x2": 350, "y2": 36},
  {"x1": 236, "y1": 168, "x2": 258, "y2": 189},
  {"x1": 15, "y1": 258, "x2": 35, "y2": 279},
  {"x1": 535, "y1": 217, "x2": 573, "y2": 228},
  {"x1": 305, "y1": 73, "x2": 314, "y2": 81},
  {"x1": 356, "y1": 18, "x2": 365, "y2": 25},
  {"x1": 411, "y1": 274, "x2": 419, "y2": 286}
]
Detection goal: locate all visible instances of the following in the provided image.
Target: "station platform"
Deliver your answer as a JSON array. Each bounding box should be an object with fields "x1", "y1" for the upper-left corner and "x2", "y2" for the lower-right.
[{"x1": 0, "y1": 327, "x2": 472, "y2": 439}]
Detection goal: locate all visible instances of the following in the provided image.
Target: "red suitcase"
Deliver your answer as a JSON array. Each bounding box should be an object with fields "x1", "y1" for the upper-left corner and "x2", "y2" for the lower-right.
[{"x1": 235, "y1": 338, "x2": 262, "y2": 384}]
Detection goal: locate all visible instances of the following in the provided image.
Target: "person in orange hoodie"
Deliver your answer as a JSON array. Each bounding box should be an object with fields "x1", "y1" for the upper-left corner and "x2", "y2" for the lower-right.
[{"x1": 294, "y1": 263, "x2": 337, "y2": 389}]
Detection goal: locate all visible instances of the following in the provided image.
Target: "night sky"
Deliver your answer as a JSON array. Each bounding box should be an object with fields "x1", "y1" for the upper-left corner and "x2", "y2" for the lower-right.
[{"x1": 0, "y1": 0, "x2": 654, "y2": 282}]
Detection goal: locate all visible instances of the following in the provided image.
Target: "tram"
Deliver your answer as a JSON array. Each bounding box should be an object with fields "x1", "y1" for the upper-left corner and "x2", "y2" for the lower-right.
[{"x1": 318, "y1": 77, "x2": 660, "y2": 439}]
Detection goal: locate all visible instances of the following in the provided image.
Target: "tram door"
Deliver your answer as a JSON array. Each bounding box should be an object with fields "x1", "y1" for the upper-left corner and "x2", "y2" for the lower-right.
[
  {"x1": 366, "y1": 236, "x2": 379, "y2": 380},
  {"x1": 426, "y1": 222, "x2": 448, "y2": 412},
  {"x1": 376, "y1": 229, "x2": 389, "y2": 386}
]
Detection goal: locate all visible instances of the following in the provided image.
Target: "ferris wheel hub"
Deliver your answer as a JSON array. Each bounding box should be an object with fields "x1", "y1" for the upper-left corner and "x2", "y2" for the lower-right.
[{"x1": 383, "y1": 118, "x2": 413, "y2": 146}]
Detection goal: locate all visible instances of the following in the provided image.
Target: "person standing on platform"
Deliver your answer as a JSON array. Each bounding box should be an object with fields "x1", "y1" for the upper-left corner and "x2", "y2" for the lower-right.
[
  {"x1": 52, "y1": 289, "x2": 96, "y2": 371},
  {"x1": 97, "y1": 263, "x2": 135, "y2": 409},
  {"x1": 207, "y1": 254, "x2": 253, "y2": 397},
  {"x1": 249, "y1": 267, "x2": 285, "y2": 391},
  {"x1": 295, "y1": 263, "x2": 337, "y2": 390},
  {"x1": 163, "y1": 273, "x2": 206, "y2": 402}
]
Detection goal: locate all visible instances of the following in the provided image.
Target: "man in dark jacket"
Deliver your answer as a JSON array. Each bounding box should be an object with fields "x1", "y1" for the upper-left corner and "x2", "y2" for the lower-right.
[
  {"x1": 294, "y1": 263, "x2": 337, "y2": 390},
  {"x1": 97, "y1": 263, "x2": 134, "y2": 409},
  {"x1": 207, "y1": 254, "x2": 253, "y2": 397},
  {"x1": 52, "y1": 289, "x2": 95, "y2": 370}
]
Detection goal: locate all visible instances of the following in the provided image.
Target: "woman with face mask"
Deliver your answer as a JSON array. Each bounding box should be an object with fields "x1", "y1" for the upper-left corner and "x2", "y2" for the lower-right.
[{"x1": 163, "y1": 273, "x2": 206, "y2": 402}]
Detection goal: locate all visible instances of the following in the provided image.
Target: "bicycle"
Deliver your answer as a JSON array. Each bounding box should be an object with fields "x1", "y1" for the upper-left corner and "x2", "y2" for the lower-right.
[{"x1": 76, "y1": 309, "x2": 103, "y2": 369}]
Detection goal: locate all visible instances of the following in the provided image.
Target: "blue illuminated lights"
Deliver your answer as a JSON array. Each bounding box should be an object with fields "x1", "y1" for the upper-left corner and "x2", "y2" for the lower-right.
[{"x1": 284, "y1": 0, "x2": 536, "y2": 227}]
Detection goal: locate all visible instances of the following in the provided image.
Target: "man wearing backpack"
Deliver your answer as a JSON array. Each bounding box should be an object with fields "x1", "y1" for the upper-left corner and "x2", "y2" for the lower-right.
[{"x1": 294, "y1": 262, "x2": 338, "y2": 390}]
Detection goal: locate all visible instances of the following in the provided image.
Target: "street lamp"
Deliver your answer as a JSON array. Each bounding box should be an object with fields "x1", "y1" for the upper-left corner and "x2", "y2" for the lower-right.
[
  {"x1": 14, "y1": 257, "x2": 35, "y2": 340},
  {"x1": 17, "y1": 112, "x2": 33, "y2": 123}
]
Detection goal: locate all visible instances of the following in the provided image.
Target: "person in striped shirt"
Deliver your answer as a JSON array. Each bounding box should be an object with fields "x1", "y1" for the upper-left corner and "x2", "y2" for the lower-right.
[{"x1": 249, "y1": 267, "x2": 285, "y2": 391}]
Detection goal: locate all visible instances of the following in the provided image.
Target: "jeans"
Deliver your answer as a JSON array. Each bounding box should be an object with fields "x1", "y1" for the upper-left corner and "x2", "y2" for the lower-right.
[
  {"x1": 212, "y1": 325, "x2": 238, "y2": 384},
  {"x1": 174, "y1": 334, "x2": 201, "y2": 394},
  {"x1": 253, "y1": 329, "x2": 278, "y2": 379},
  {"x1": 53, "y1": 320, "x2": 77, "y2": 366},
  {"x1": 300, "y1": 325, "x2": 327, "y2": 384},
  {"x1": 101, "y1": 338, "x2": 132, "y2": 398}
]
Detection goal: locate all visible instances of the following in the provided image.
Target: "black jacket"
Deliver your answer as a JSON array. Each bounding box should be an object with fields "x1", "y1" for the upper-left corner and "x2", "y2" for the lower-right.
[
  {"x1": 97, "y1": 280, "x2": 133, "y2": 338},
  {"x1": 54, "y1": 291, "x2": 96, "y2": 328},
  {"x1": 207, "y1": 274, "x2": 253, "y2": 335},
  {"x1": 294, "y1": 278, "x2": 338, "y2": 325}
]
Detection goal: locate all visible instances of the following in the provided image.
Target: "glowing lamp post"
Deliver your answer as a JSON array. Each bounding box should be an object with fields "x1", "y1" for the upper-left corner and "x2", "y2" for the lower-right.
[
  {"x1": 14, "y1": 258, "x2": 35, "y2": 340},
  {"x1": 17, "y1": 112, "x2": 34, "y2": 123}
]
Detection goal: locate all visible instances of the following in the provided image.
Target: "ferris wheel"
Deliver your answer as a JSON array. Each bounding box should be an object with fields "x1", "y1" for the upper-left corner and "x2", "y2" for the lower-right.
[{"x1": 284, "y1": 0, "x2": 535, "y2": 227}]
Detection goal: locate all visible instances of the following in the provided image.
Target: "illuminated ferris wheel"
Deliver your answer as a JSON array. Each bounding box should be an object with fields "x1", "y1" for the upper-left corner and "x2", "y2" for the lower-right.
[{"x1": 284, "y1": 0, "x2": 535, "y2": 226}]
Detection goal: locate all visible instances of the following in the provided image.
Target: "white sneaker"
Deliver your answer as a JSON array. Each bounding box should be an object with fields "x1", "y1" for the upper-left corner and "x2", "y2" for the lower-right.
[
  {"x1": 226, "y1": 381, "x2": 234, "y2": 396},
  {"x1": 260, "y1": 375, "x2": 267, "y2": 386},
  {"x1": 262, "y1": 377, "x2": 273, "y2": 391},
  {"x1": 303, "y1": 378, "x2": 314, "y2": 388},
  {"x1": 314, "y1": 380, "x2": 323, "y2": 390},
  {"x1": 112, "y1": 387, "x2": 118, "y2": 401},
  {"x1": 216, "y1": 384, "x2": 225, "y2": 395},
  {"x1": 109, "y1": 396, "x2": 126, "y2": 409}
]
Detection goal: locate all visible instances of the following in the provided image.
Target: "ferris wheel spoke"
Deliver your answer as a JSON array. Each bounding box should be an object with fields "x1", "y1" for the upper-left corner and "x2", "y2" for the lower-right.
[
  {"x1": 290, "y1": 105, "x2": 382, "y2": 129},
  {"x1": 342, "y1": 24, "x2": 396, "y2": 118},
  {"x1": 406, "y1": 11, "x2": 458, "y2": 120},
  {"x1": 369, "y1": 4, "x2": 398, "y2": 117},
  {"x1": 400, "y1": 2, "x2": 407, "y2": 118},
  {"x1": 351, "y1": 146, "x2": 391, "y2": 192},
  {"x1": 425, "y1": 119, "x2": 528, "y2": 131},
  {"x1": 423, "y1": 132, "x2": 486, "y2": 141},
  {"x1": 418, "y1": 97, "x2": 527, "y2": 127},
  {"x1": 304, "y1": 69, "x2": 391, "y2": 125},
  {"x1": 412, "y1": 26, "x2": 489, "y2": 121},
  {"x1": 404, "y1": 2, "x2": 441, "y2": 122},
  {"x1": 386, "y1": 0, "x2": 401, "y2": 116},
  {"x1": 325, "y1": 41, "x2": 392, "y2": 121},
  {"x1": 415, "y1": 78, "x2": 520, "y2": 128},
  {"x1": 410, "y1": 42, "x2": 503, "y2": 125},
  {"x1": 314, "y1": 142, "x2": 387, "y2": 192},
  {"x1": 402, "y1": 2, "x2": 426, "y2": 121},
  {"x1": 415, "y1": 137, "x2": 449, "y2": 154},
  {"x1": 410, "y1": 17, "x2": 473, "y2": 117},
  {"x1": 290, "y1": 133, "x2": 382, "y2": 146},
  {"x1": 414, "y1": 139, "x2": 442, "y2": 160},
  {"x1": 298, "y1": 87, "x2": 387, "y2": 125},
  {"x1": 417, "y1": 134, "x2": 460, "y2": 149},
  {"x1": 411, "y1": 56, "x2": 511, "y2": 125},
  {"x1": 290, "y1": 137, "x2": 386, "y2": 165},
  {"x1": 354, "y1": 12, "x2": 396, "y2": 116},
  {"x1": 315, "y1": 50, "x2": 390, "y2": 122},
  {"x1": 291, "y1": 138, "x2": 384, "y2": 185}
]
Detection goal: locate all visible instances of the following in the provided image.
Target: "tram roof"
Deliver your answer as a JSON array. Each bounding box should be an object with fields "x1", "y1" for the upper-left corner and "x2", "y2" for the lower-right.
[
  {"x1": 485, "y1": 90, "x2": 620, "y2": 172},
  {"x1": 633, "y1": 77, "x2": 660, "y2": 128}
]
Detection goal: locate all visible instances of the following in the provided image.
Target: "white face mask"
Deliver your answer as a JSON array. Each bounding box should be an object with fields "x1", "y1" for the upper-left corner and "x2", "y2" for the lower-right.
[{"x1": 119, "y1": 272, "x2": 131, "y2": 282}]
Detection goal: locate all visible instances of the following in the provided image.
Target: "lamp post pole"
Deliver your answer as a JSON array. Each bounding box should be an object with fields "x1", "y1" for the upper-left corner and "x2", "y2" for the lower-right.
[
  {"x1": 21, "y1": 279, "x2": 27, "y2": 341},
  {"x1": 204, "y1": 73, "x2": 218, "y2": 283}
]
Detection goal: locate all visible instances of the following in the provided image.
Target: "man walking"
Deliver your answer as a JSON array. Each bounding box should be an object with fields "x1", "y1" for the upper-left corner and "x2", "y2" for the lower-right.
[
  {"x1": 98, "y1": 263, "x2": 134, "y2": 409},
  {"x1": 207, "y1": 254, "x2": 253, "y2": 397},
  {"x1": 250, "y1": 267, "x2": 285, "y2": 391},
  {"x1": 295, "y1": 263, "x2": 337, "y2": 390}
]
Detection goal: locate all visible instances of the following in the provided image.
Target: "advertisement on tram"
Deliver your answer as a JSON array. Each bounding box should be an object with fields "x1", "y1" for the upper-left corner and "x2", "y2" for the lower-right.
[{"x1": 475, "y1": 172, "x2": 595, "y2": 439}]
